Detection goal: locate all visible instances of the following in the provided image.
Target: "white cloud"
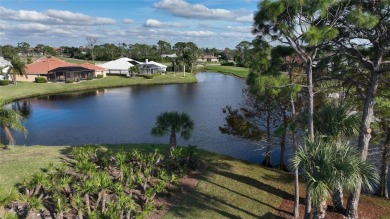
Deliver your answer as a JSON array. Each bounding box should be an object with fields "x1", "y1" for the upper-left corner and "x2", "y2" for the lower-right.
[
  {"x1": 154, "y1": 0, "x2": 252, "y2": 23},
  {"x1": 122, "y1": 18, "x2": 134, "y2": 24},
  {"x1": 143, "y1": 19, "x2": 184, "y2": 28},
  {"x1": 226, "y1": 25, "x2": 251, "y2": 33},
  {"x1": 0, "y1": 7, "x2": 115, "y2": 25},
  {"x1": 236, "y1": 14, "x2": 253, "y2": 23}
]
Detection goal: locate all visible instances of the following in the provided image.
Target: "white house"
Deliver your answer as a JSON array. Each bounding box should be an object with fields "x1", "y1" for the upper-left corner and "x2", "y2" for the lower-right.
[
  {"x1": 98, "y1": 58, "x2": 141, "y2": 75},
  {"x1": 0, "y1": 57, "x2": 12, "y2": 79},
  {"x1": 145, "y1": 60, "x2": 167, "y2": 72}
]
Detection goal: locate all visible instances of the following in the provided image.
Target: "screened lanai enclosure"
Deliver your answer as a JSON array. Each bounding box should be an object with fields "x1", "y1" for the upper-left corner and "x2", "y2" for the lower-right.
[{"x1": 47, "y1": 66, "x2": 95, "y2": 82}]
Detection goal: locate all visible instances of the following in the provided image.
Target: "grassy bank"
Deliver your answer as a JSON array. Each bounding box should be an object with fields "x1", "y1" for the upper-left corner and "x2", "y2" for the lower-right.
[
  {"x1": 0, "y1": 73, "x2": 197, "y2": 102},
  {"x1": 199, "y1": 65, "x2": 249, "y2": 78},
  {"x1": 2, "y1": 144, "x2": 389, "y2": 218}
]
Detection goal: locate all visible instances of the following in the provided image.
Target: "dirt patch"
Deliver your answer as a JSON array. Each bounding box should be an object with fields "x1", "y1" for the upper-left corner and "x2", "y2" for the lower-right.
[{"x1": 277, "y1": 196, "x2": 390, "y2": 219}]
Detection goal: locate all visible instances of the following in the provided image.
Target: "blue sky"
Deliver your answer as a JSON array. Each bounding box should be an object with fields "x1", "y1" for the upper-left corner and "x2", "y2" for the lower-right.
[{"x1": 0, "y1": 0, "x2": 258, "y2": 49}]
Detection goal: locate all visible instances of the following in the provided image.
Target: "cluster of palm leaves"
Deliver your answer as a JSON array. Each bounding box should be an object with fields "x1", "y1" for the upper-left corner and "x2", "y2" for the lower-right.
[{"x1": 5, "y1": 145, "x2": 193, "y2": 219}]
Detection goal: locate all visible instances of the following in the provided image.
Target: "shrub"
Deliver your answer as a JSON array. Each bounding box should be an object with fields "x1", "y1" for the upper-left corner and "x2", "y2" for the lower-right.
[
  {"x1": 87, "y1": 75, "x2": 94, "y2": 80},
  {"x1": 0, "y1": 80, "x2": 10, "y2": 86},
  {"x1": 221, "y1": 62, "x2": 235, "y2": 66},
  {"x1": 35, "y1": 77, "x2": 47, "y2": 83},
  {"x1": 96, "y1": 74, "x2": 103, "y2": 79},
  {"x1": 65, "y1": 79, "x2": 74, "y2": 83},
  {"x1": 143, "y1": 74, "x2": 153, "y2": 79}
]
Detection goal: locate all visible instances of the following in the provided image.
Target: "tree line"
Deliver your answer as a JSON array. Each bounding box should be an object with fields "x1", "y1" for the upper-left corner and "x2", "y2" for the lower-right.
[{"x1": 220, "y1": 1, "x2": 390, "y2": 218}]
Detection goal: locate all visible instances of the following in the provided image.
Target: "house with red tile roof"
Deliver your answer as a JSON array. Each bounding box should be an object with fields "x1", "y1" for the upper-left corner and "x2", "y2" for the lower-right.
[{"x1": 13, "y1": 57, "x2": 107, "y2": 82}]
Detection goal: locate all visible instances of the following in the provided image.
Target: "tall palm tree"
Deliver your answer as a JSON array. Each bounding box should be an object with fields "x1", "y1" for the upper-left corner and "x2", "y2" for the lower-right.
[
  {"x1": 293, "y1": 137, "x2": 378, "y2": 219},
  {"x1": 0, "y1": 100, "x2": 27, "y2": 146},
  {"x1": 151, "y1": 112, "x2": 194, "y2": 149},
  {"x1": 7, "y1": 56, "x2": 27, "y2": 83},
  {"x1": 314, "y1": 102, "x2": 360, "y2": 211}
]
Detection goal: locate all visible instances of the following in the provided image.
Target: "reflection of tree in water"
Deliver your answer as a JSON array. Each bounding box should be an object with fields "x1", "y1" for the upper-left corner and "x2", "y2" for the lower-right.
[
  {"x1": 36, "y1": 90, "x2": 104, "y2": 101},
  {"x1": 12, "y1": 101, "x2": 32, "y2": 119}
]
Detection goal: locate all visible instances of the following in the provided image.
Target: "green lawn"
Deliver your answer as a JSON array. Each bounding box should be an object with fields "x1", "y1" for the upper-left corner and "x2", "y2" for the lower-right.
[
  {"x1": 1, "y1": 145, "x2": 389, "y2": 218},
  {"x1": 200, "y1": 65, "x2": 250, "y2": 78},
  {"x1": 0, "y1": 74, "x2": 197, "y2": 102}
]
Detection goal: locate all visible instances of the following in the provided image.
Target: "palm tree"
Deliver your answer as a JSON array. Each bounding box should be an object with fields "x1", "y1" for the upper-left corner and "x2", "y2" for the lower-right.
[
  {"x1": 8, "y1": 56, "x2": 27, "y2": 83},
  {"x1": 0, "y1": 100, "x2": 27, "y2": 146},
  {"x1": 151, "y1": 112, "x2": 194, "y2": 149},
  {"x1": 293, "y1": 137, "x2": 378, "y2": 219},
  {"x1": 314, "y1": 102, "x2": 360, "y2": 211}
]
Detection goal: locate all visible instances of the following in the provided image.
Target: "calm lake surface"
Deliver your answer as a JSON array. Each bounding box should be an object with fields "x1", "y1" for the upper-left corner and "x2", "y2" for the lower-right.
[{"x1": 13, "y1": 73, "x2": 276, "y2": 163}]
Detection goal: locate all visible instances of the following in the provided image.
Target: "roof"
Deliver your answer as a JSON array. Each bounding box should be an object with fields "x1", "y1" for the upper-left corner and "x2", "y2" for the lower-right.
[
  {"x1": 79, "y1": 63, "x2": 107, "y2": 71},
  {"x1": 26, "y1": 57, "x2": 70, "y2": 74},
  {"x1": 26, "y1": 57, "x2": 107, "y2": 74},
  {"x1": 145, "y1": 61, "x2": 167, "y2": 68},
  {"x1": 161, "y1": 54, "x2": 178, "y2": 58},
  {"x1": 199, "y1": 54, "x2": 218, "y2": 59},
  {"x1": 139, "y1": 63, "x2": 161, "y2": 69},
  {"x1": 49, "y1": 66, "x2": 92, "y2": 72},
  {"x1": 98, "y1": 58, "x2": 140, "y2": 70}
]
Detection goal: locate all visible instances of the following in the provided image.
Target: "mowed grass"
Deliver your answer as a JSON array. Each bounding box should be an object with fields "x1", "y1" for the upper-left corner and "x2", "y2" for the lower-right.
[
  {"x1": 164, "y1": 152, "x2": 295, "y2": 218},
  {"x1": 0, "y1": 73, "x2": 197, "y2": 101},
  {"x1": 201, "y1": 65, "x2": 250, "y2": 78}
]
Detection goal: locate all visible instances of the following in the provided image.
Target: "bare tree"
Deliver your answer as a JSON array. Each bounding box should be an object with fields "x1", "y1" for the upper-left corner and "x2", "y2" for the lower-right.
[{"x1": 86, "y1": 36, "x2": 98, "y2": 62}]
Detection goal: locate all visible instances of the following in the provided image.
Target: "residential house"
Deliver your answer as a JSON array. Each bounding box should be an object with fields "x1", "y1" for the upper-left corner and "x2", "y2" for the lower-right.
[
  {"x1": 98, "y1": 58, "x2": 141, "y2": 75},
  {"x1": 13, "y1": 57, "x2": 107, "y2": 82},
  {"x1": 197, "y1": 54, "x2": 219, "y2": 63}
]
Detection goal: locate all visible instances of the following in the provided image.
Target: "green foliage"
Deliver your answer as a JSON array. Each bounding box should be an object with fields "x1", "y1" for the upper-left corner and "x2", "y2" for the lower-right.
[
  {"x1": 34, "y1": 77, "x2": 47, "y2": 83},
  {"x1": 0, "y1": 80, "x2": 10, "y2": 86},
  {"x1": 0, "y1": 99, "x2": 27, "y2": 145},
  {"x1": 65, "y1": 79, "x2": 74, "y2": 83},
  {"x1": 293, "y1": 137, "x2": 379, "y2": 206},
  {"x1": 96, "y1": 74, "x2": 103, "y2": 79},
  {"x1": 302, "y1": 26, "x2": 339, "y2": 46},
  {"x1": 6, "y1": 145, "x2": 194, "y2": 218},
  {"x1": 314, "y1": 102, "x2": 360, "y2": 139},
  {"x1": 347, "y1": 8, "x2": 379, "y2": 29},
  {"x1": 151, "y1": 111, "x2": 195, "y2": 148}
]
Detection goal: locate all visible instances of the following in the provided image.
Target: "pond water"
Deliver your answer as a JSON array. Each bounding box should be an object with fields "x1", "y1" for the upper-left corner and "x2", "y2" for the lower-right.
[
  {"x1": 12, "y1": 72, "x2": 278, "y2": 164},
  {"x1": 9, "y1": 72, "x2": 390, "y2": 192}
]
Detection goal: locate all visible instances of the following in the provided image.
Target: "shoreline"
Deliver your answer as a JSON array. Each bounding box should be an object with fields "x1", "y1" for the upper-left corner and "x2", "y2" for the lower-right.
[{"x1": 0, "y1": 73, "x2": 197, "y2": 102}]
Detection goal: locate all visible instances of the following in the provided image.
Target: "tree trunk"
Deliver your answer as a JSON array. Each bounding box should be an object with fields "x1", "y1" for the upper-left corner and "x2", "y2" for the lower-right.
[
  {"x1": 347, "y1": 71, "x2": 379, "y2": 219},
  {"x1": 170, "y1": 132, "x2": 177, "y2": 149},
  {"x1": 291, "y1": 94, "x2": 299, "y2": 219},
  {"x1": 4, "y1": 126, "x2": 15, "y2": 145},
  {"x1": 379, "y1": 130, "x2": 389, "y2": 198},
  {"x1": 304, "y1": 183, "x2": 312, "y2": 219},
  {"x1": 306, "y1": 61, "x2": 314, "y2": 141},
  {"x1": 332, "y1": 183, "x2": 344, "y2": 212},
  {"x1": 279, "y1": 109, "x2": 287, "y2": 171},
  {"x1": 313, "y1": 199, "x2": 327, "y2": 219},
  {"x1": 262, "y1": 106, "x2": 272, "y2": 167}
]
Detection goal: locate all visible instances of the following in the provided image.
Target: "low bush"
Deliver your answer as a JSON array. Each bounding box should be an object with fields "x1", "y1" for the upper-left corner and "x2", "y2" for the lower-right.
[
  {"x1": 65, "y1": 79, "x2": 74, "y2": 83},
  {"x1": 144, "y1": 74, "x2": 153, "y2": 79},
  {"x1": 0, "y1": 80, "x2": 10, "y2": 86},
  {"x1": 96, "y1": 74, "x2": 103, "y2": 79},
  {"x1": 35, "y1": 77, "x2": 47, "y2": 83},
  {"x1": 221, "y1": 62, "x2": 235, "y2": 66},
  {"x1": 87, "y1": 75, "x2": 94, "y2": 80}
]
